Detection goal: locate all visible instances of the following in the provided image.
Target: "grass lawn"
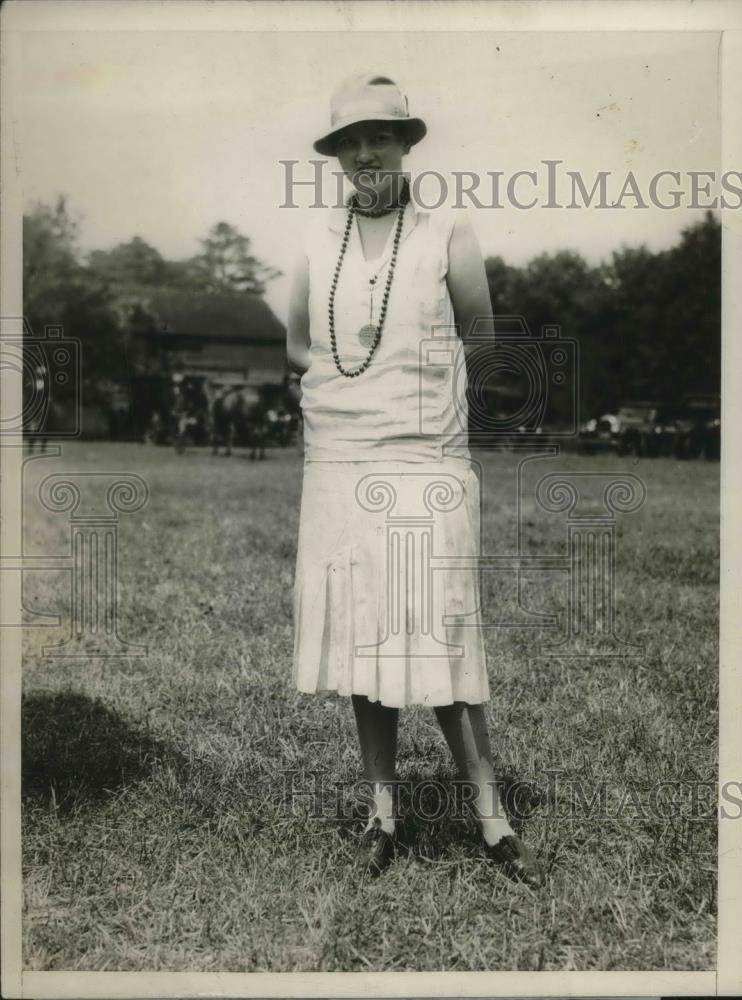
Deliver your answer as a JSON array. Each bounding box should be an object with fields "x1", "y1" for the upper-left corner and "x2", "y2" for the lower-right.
[{"x1": 21, "y1": 441, "x2": 718, "y2": 971}]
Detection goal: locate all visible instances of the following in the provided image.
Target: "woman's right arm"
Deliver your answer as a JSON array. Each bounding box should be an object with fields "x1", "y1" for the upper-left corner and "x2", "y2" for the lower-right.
[{"x1": 286, "y1": 248, "x2": 311, "y2": 376}]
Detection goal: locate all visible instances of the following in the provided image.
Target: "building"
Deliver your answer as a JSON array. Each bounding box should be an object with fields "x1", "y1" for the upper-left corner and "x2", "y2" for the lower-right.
[{"x1": 128, "y1": 285, "x2": 287, "y2": 386}]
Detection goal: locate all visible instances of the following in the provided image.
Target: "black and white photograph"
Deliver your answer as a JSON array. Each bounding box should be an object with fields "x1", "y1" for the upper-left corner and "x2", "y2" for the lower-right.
[{"x1": 1, "y1": 0, "x2": 741, "y2": 995}]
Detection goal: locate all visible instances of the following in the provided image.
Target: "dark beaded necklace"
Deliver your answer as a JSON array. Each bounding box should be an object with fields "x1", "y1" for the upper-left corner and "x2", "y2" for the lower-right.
[
  {"x1": 328, "y1": 184, "x2": 409, "y2": 379},
  {"x1": 353, "y1": 203, "x2": 398, "y2": 218},
  {"x1": 351, "y1": 177, "x2": 410, "y2": 217}
]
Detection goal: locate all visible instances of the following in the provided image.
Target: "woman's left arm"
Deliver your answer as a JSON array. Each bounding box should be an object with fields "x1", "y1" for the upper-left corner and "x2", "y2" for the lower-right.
[{"x1": 445, "y1": 212, "x2": 495, "y2": 351}]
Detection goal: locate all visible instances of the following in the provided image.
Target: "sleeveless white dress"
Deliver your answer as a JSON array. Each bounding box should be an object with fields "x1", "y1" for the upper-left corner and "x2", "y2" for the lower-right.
[{"x1": 292, "y1": 195, "x2": 490, "y2": 708}]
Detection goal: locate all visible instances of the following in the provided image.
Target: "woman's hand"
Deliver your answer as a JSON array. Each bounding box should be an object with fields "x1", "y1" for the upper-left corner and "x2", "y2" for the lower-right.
[{"x1": 287, "y1": 248, "x2": 311, "y2": 375}]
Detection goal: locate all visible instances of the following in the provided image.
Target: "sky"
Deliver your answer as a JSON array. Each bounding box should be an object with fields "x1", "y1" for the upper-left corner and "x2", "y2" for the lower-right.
[{"x1": 20, "y1": 29, "x2": 721, "y2": 322}]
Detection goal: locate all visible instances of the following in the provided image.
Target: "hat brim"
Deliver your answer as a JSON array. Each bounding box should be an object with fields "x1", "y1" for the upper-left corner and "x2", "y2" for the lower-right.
[{"x1": 313, "y1": 115, "x2": 427, "y2": 157}]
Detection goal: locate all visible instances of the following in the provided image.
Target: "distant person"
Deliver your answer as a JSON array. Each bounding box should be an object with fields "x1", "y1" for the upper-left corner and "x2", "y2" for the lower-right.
[{"x1": 286, "y1": 73, "x2": 542, "y2": 887}]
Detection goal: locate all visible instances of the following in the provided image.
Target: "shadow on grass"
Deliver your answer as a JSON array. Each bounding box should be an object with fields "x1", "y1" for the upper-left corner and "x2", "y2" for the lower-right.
[{"x1": 22, "y1": 689, "x2": 182, "y2": 816}]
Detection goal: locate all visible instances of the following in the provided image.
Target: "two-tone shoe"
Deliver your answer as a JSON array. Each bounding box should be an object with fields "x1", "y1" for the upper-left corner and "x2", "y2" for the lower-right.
[
  {"x1": 483, "y1": 833, "x2": 544, "y2": 889},
  {"x1": 356, "y1": 816, "x2": 398, "y2": 877}
]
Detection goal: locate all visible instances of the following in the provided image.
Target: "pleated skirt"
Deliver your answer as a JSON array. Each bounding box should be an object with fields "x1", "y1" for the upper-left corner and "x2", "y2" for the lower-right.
[{"x1": 292, "y1": 456, "x2": 491, "y2": 708}]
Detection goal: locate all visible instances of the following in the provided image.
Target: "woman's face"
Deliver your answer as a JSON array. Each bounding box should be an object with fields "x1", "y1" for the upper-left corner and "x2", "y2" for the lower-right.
[{"x1": 334, "y1": 121, "x2": 409, "y2": 195}]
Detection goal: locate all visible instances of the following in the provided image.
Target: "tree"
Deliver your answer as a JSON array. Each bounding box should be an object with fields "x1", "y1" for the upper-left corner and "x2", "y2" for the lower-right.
[
  {"x1": 186, "y1": 221, "x2": 281, "y2": 295},
  {"x1": 484, "y1": 255, "x2": 519, "y2": 318},
  {"x1": 657, "y1": 210, "x2": 720, "y2": 397},
  {"x1": 485, "y1": 250, "x2": 609, "y2": 424},
  {"x1": 87, "y1": 236, "x2": 168, "y2": 287},
  {"x1": 23, "y1": 195, "x2": 82, "y2": 320},
  {"x1": 23, "y1": 197, "x2": 145, "y2": 403},
  {"x1": 597, "y1": 212, "x2": 721, "y2": 404},
  {"x1": 482, "y1": 215, "x2": 721, "y2": 419},
  {"x1": 595, "y1": 244, "x2": 665, "y2": 407}
]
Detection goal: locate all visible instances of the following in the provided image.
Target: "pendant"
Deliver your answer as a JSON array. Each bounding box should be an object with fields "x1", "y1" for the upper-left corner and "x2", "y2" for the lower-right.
[{"x1": 358, "y1": 324, "x2": 379, "y2": 348}]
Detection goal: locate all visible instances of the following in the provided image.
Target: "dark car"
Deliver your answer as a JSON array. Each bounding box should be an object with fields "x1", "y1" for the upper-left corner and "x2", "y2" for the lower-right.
[
  {"x1": 579, "y1": 397, "x2": 720, "y2": 460},
  {"x1": 672, "y1": 393, "x2": 720, "y2": 460},
  {"x1": 613, "y1": 401, "x2": 680, "y2": 457},
  {"x1": 579, "y1": 401, "x2": 678, "y2": 458},
  {"x1": 577, "y1": 413, "x2": 620, "y2": 454}
]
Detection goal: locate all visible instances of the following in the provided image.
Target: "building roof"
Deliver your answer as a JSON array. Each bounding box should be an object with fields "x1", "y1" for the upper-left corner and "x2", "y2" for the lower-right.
[{"x1": 123, "y1": 285, "x2": 285, "y2": 344}]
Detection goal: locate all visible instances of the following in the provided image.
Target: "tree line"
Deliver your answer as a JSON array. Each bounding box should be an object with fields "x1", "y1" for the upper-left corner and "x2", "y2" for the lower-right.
[
  {"x1": 23, "y1": 195, "x2": 720, "y2": 422},
  {"x1": 484, "y1": 211, "x2": 720, "y2": 419}
]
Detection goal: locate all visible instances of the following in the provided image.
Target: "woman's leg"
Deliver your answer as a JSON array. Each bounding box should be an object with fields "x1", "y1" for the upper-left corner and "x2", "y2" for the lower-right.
[
  {"x1": 352, "y1": 693, "x2": 399, "y2": 835},
  {"x1": 433, "y1": 700, "x2": 515, "y2": 846}
]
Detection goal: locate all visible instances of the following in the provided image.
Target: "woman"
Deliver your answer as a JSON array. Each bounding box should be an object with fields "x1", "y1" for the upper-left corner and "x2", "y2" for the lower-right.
[{"x1": 287, "y1": 72, "x2": 542, "y2": 887}]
